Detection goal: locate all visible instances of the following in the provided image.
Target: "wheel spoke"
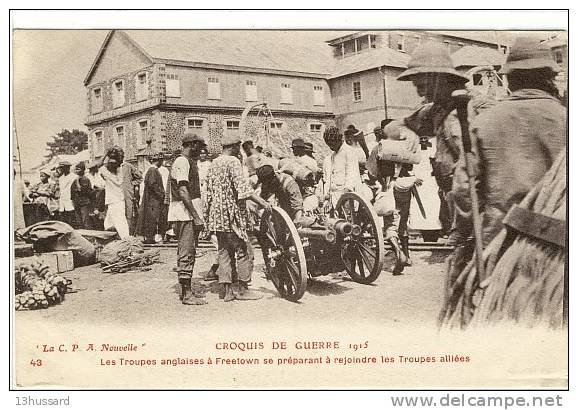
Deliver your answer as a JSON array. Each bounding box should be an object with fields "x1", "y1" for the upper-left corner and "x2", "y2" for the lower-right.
[
  {"x1": 357, "y1": 241, "x2": 377, "y2": 260},
  {"x1": 357, "y1": 244, "x2": 375, "y2": 275},
  {"x1": 267, "y1": 219, "x2": 278, "y2": 244},
  {"x1": 356, "y1": 250, "x2": 366, "y2": 278},
  {"x1": 283, "y1": 258, "x2": 301, "y2": 292},
  {"x1": 348, "y1": 198, "x2": 356, "y2": 224}
]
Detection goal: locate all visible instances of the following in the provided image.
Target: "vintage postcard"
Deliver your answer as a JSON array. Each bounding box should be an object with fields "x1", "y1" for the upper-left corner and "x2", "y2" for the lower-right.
[{"x1": 11, "y1": 12, "x2": 568, "y2": 390}]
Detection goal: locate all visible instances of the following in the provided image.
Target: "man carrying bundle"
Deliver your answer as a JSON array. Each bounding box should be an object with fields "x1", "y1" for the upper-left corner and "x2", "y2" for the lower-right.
[
  {"x1": 394, "y1": 42, "x2": 470, "y2": 241},
  {"x1": 369, "y1": 120, "x2": 422, "y2": 275},
  {"x1": 441, "y1": 36, "x2": 567, "y2": 328}
]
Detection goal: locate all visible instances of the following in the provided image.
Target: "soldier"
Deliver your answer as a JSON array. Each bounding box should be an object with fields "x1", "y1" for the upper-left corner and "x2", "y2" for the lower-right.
[
  {"x1": 255, "y1": 159, "x2": 304, "y2": 224},
  {"x1": 451, "y1": 35, "x2": 566, "y2": 250},
  {"x1": 290, "y1": 138, "x2": 318, "y2": 175},
  {"x1": 394, "y1": 42, "x2": 470, "y2": 241}
]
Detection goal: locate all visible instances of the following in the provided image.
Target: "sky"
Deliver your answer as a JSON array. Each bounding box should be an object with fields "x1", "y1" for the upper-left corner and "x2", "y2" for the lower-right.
[{"x1": 13, "y1": 30, "x2": 109, "y2": 170}]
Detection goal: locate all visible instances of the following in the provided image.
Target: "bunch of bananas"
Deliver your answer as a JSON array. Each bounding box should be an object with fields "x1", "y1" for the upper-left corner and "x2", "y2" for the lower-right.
[{"x1": 14, "y1": 260, "x2": 69, "y2": 311}]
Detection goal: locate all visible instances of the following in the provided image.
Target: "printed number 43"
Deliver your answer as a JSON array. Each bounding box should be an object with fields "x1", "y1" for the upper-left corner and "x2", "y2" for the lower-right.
[{"x1": 30, "y1": 359, "x2": 42, "y2": 367}]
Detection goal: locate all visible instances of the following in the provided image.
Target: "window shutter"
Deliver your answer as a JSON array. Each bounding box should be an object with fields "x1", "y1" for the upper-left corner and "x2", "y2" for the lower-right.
[
  {"x1": 281, "y1": 83, "x2": 293, "y2": 104},
  {"x1": 245, "y1": 80, "x2": 258, "y2": 102},
  {"x1": 208, "y1": 77, "x2": 221, "y2": 100},
  {"x1": 313, "y1": 85, "x2": 324, "y2": 106},
  {"x1": 166, "y1": 74, "x2": 181, "y2": 98}
]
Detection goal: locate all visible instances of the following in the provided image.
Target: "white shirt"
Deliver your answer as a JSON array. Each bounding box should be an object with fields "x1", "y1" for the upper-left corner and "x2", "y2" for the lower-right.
[
  {"x1": 296, "y1": 155, "x2": 319, "y2": 174},
  {"x1": 88, "y1": 172, "x2": 105, "y2": 189},
  {"x1": 323, "y1": 143, "x2": 361, "y2": 205},
  {"x1": 197, "y1": 160, "x2": 211, "y2": 190},
  {"x1": 168, "y1": 156, "x2": 194, "y2": 222},
  {"x1": 58, "y1": 172, "x2": 78, "y2": 212},
  {"x1": 99, "y1": 166, "x2": 124, "y2": 205},
  {"x1": 158, "y1": 165, "x2": 170, "y2": 191}
]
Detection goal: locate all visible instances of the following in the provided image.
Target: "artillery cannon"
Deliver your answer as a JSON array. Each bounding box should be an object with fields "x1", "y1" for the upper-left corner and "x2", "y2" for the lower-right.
[{"x1": 258, "y1": 192, "x2": 385, "y2": 302}]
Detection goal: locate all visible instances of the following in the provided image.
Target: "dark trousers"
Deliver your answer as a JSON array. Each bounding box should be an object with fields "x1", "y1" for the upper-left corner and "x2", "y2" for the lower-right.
[
  {"x1": 393, "y1": 188, "x2": 411, "y2": 239},
  {"x1": 75, "y1": 205, "x2": 92, "y2": 229},
  {"x1": 159, "y1": 204, "x2": 169, "y2": 236},
  {"x1": 436, "y1": 174, "x2": 454, "y2": 235},
  {"x1": 216, "y1": 232, "x2": 254, "y2": 284},
  {"x1": 175, "y1": 221, "x2": 199, "y2": 281}
]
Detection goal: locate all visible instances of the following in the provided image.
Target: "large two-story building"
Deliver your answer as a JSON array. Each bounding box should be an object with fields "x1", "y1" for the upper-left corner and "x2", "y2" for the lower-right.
[{"x1": 84, "y1": 30, "x2": 336, "y2": 166}]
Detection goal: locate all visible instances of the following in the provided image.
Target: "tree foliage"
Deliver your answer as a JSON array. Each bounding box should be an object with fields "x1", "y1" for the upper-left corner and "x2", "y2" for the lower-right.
[{"x1": 45, "y1": 129, "x2": 88, "y2": 160}]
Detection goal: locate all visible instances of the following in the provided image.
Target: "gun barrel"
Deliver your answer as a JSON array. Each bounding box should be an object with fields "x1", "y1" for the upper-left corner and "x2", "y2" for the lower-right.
[
  {"x1": 325, "y1": 218, "x2": 353, "y2": 236},
  {"x1": 297, "y1": 227, "x2": 336, "y2": 243}
]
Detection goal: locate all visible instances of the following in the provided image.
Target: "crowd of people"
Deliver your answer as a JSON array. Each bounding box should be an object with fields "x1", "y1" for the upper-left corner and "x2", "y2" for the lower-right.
[{"x1": 18, "y1": 34, "x2": 566, "y2": 307}]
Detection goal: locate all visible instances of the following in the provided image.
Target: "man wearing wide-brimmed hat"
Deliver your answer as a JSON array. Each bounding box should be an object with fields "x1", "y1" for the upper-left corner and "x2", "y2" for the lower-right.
[
  {"x1": 291, "y1": 138, "x2": 318, "y2": 175},
  {"x1": 451, "y1": 35, "x2": 566, "y2": 251},
  {"x1": 204, "y1": 133, "x2": 271, "y2": 302},
  {"x1": 394, "y1": 42, "x2": 471, "y2": 239}
]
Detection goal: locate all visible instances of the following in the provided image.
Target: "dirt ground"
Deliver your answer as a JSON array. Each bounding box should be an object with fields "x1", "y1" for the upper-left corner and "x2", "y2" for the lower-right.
[{"x1": 15, "y1": 245, "x2": 450, "y2": 328}]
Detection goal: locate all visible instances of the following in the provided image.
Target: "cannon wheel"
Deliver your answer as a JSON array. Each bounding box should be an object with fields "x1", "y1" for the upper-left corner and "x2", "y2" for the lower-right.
[
  {"x1": 336, "y1": 192, "x2": 385, "y2": 284},
  {"x1": 259, "y1": 206, "x2": 308, "y2": 302}
]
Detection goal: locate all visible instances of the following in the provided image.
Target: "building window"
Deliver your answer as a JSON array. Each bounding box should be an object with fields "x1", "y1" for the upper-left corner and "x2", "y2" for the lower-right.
[
  {"x1": 93, "y1": 130, "x2": 104, "y2": 156},
  {"x1": 397, "y1": 35, "x2": 405, "y2": 51},
  {"x1": 166, "y1": 73, "x2": 181, "y2": 98},
  {"x1": 185, "y1": 117, "x2": 207, "y2": 139},
  {"x1": 554, "y1": 50, "x2": 564, "y2": 64},
  {"x1": 309, "y1": 123, "x2": 324, "y2": 133},
  {"x1": 137, "y1": 119, "x2": 150, "y2": 148},
  {"x1": 135, "y1": 72, "x2": 148, "y2": 102},
  {"x1": 226, "y1": 120, "x2": 240, "y2": 130},
  {"x1": 112, "y1": 80, "x2": 125, "y2": 108},
  {"x1": 208, "y1": 77, "x2": 221, "y2": 100},
  {"x1": 92, "y1": 87, "x2": 103, "y2": 114},
  {"x1": 245, "y1": 80, "x2": 258, "y2": 102},
  {"x1": 370, "y1": 37, "x2": 377, "y2": 49},
  {"x1": 270, "y1": 121, "x2": 284, "y2": 132},
  {"x1": 114, "y1": 125, "x2": 125, "y2": 149},
  {"x1": 353, "y1": 81, "x2": 362, "y2": 102},
  {"x1": 280, "y1": 83, "x2": 293, "y2": 104},
  {"x1": 224, "y1": 119, "x2": 240, "y2": 141},
  {"x1": 313, "y1": 85, "x2": 324, "y2": 106},
  {"x1": 187, "y1": 118, "x2": 204, "y2": 131}
]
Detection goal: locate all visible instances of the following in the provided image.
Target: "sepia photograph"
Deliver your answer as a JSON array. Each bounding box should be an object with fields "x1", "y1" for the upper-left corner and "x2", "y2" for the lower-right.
[{"x1": 10, "y1": 10, "x2": 568, "y2": 390}]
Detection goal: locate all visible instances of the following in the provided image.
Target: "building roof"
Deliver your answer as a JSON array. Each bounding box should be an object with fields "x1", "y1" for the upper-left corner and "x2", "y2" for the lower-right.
[
  {"x1": 330, "y1": 47, "x2": 410, "y2": 78},
  {"x1": 426, "y1": 30, "x2": 515, "y2": 47},
  {"x1": 125, "y1": 30, "x2": 335, "y2": 76},
  {"x1": 451, "y1": 46, "x2": 507, "y2": 68}
]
